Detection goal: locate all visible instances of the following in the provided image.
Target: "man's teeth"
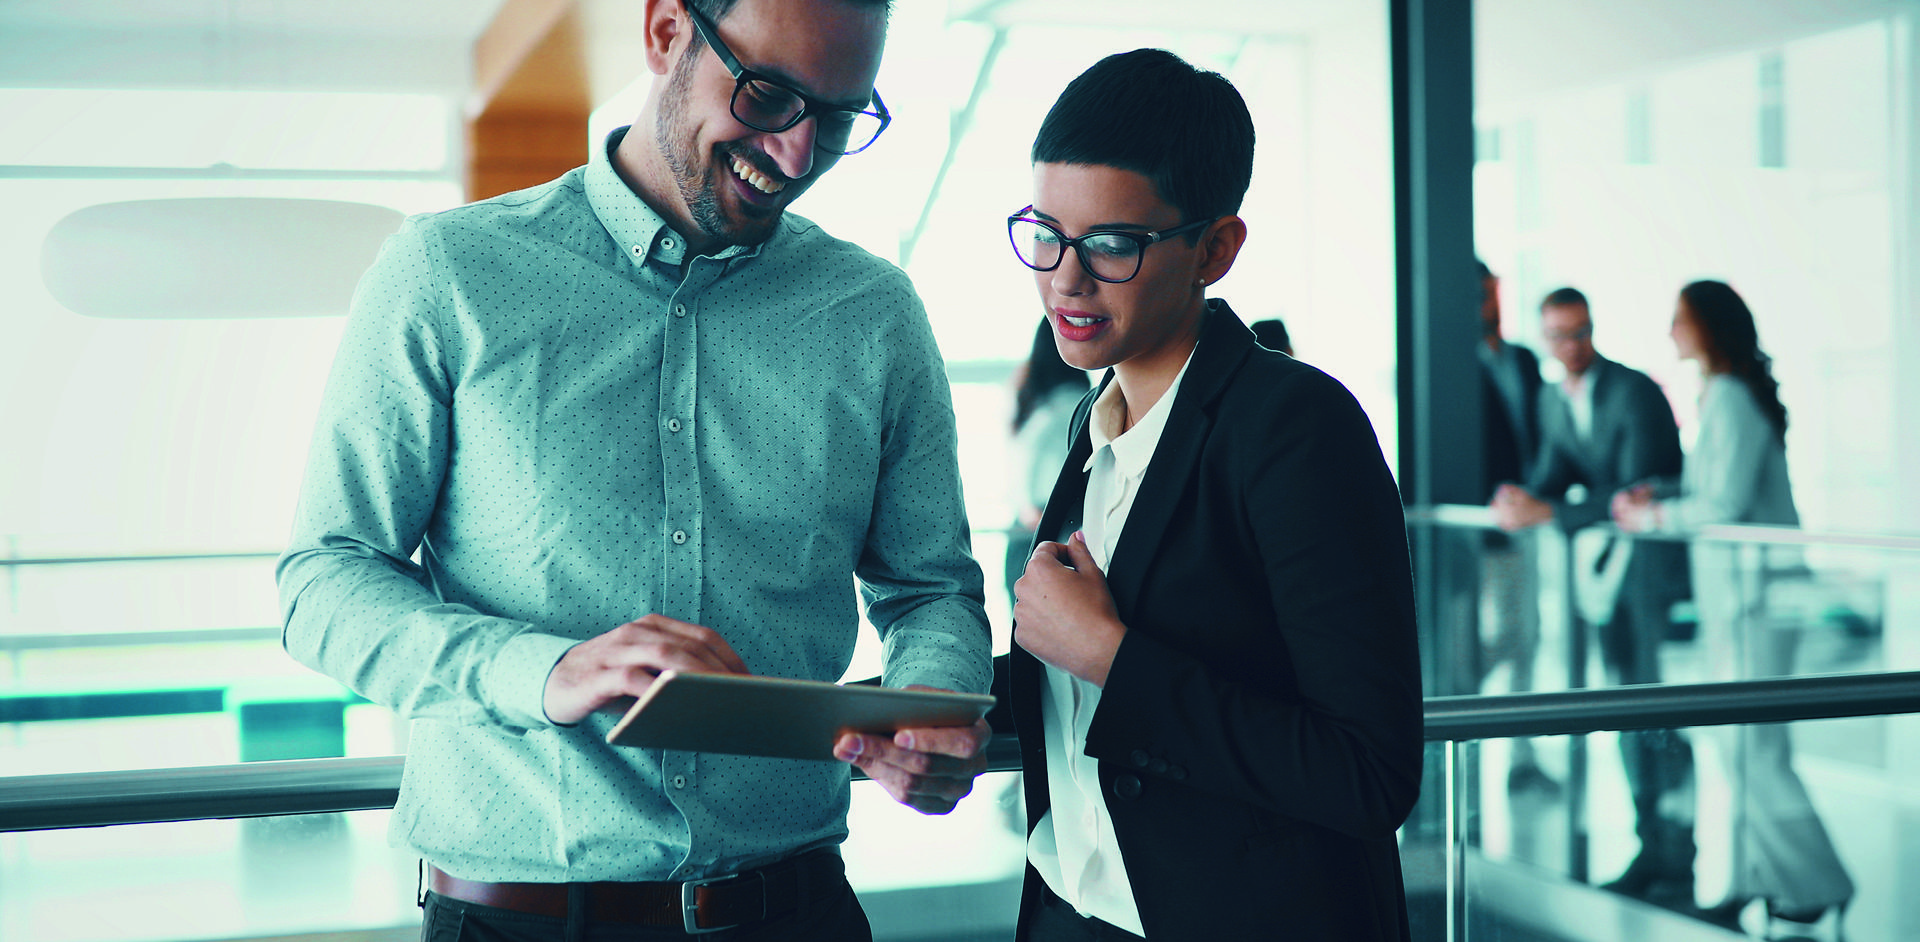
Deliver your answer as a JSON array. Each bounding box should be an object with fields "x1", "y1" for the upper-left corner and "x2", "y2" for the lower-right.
[
  {"x1": 731, "y1": 157, "x2": 784, "y2": 195},
  {"x1": 1063, "y1": 315, "x2": 1101, "y2": 328}
]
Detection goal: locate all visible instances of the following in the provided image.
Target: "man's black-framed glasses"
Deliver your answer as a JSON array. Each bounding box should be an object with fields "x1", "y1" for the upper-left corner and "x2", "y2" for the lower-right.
[
  {"x1": 1006, "y1": 207, "x2": 1216, "y2": 284},
  {"x1": 682, "y1": 0, "x2": 890, "y2": 156}
]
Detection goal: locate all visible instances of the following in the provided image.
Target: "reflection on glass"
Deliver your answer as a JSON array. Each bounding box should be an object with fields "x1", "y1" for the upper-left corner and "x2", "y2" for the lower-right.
[
  {"x1": 1434, "y1": 710, "x2": 1906, "y2": 942},
  {"x1": 0, "y1": 776, "x2": 1029, "y2": 942}
]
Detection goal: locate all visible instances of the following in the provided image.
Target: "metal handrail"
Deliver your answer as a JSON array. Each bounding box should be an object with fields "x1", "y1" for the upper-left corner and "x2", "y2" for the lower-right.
[
  {"x1": 1423, "y1": 669, "x2": 1920, "y2": 740},
  {"x1": 0, "y1": 626, "x2": 281, "y2": 652},
  {"x1": 1403, "y1": 504, "x2": 1920, "y2": 552},
  {"x1": 0, "y1": 550, "x2": 281, "y2": 567},
  {"x1": 5, "y1": 671, "x2": 1914, "y2": 834}
]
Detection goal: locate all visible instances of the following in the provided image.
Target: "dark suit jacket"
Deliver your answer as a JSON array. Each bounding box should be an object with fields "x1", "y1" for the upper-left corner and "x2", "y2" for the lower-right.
[
  {"x1": 1482, "y1": 341, "x2": 1542, "y2": 497},
  {"x1": 1525, "y1": 355, "x2": 1689, "y2": 610},
  {"x1": 999, "y1": 302, "x2": 1423, "y2": 941}
]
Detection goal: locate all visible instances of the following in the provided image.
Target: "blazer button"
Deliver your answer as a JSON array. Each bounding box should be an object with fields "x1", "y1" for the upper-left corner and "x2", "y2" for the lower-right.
[
  {"x1": 1129, "y1": 749, "x2": 1151, "y2": 769},
  {"x1": 1113, "y1": 774, "x2": 1143, "y2": 800},
  {"x1": 1147, "y1": 758, "x2": 1168, "y2": 775},
  {"x1": 1168, "y1": 765, "x2": 1189, "y2": 782}
]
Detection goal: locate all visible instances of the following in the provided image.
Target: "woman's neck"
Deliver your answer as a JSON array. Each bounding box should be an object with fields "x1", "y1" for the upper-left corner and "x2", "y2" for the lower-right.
[{"x1": 1111, "y1": 342, "x2": 1199, "y2": 434}]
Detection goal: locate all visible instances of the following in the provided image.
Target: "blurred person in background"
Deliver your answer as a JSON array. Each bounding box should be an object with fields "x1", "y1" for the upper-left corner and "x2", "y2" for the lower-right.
[
  {"x1": 1249, "y1": 316, "x2": 1293, "y2": 355},
  {"x1": 1006, "y1": 317, "x2": 1093, "y2": 613},
  {"x1": 1472, "y1": 260, "x2": 1549, "y2": 793},
  {"x1": 1001, "y1": 48, "x2": 1422, "y2": 940},
  {"x1": 1492, "y1": 286, "x2": 1696, "y2": 910},
  {"x1": 1614, "y1": 279, "x2": 1853, "y2": 940}
]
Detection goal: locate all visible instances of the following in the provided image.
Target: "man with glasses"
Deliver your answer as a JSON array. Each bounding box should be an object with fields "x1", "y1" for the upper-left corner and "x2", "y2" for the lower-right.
[
  {"x1": 278, "y1": 1, "x2": 989, "y2": 939},
  {"x1": 1491, "y1": 286, "x2": 1696, "y2": 911}
]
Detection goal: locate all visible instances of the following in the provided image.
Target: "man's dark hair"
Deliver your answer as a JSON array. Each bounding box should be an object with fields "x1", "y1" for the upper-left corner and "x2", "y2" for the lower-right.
[
  {"x1": 691, "y1": 0, "x2": 890, "y2": 20},
  {"x1": 1250, "y1": 318, "x2": 1293, "y2": 356},
  {"x1": 1032, "y1": 48, "x2": 1255, "y2": 224},
  {"x1": 1540, "y1": 286, "x2": 1589, "y2": 311}
]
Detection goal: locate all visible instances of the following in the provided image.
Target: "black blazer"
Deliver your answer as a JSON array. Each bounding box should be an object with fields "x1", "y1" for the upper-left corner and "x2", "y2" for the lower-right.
[
  {"x1": 1482, "y1": 341, "x2": 1543, "y2": 497},
  {"x1": 1000, "y1": 301, "x2": 1423, "y2": 941},
  {"x1": 1525, "y1": 354, "x2": 1689, "y2": 609}
]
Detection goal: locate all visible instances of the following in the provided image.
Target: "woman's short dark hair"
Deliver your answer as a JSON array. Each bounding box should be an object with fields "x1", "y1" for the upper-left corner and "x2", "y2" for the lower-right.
[
  {"x1": 1032, "y1": 48, "x2": 1255, "y2": 225},
  {"x1": 1680, "y1": 280, "x2": 1788, "y2": 438}
]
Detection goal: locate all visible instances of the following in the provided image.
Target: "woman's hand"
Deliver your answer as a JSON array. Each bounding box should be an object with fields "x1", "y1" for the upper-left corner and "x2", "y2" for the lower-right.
[{"x1": 1012, "y1": 531, "x2": 1126, "y2": 687}]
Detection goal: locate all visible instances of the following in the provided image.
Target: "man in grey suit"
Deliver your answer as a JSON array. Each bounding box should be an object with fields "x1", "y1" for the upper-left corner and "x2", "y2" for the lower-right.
[{"x1": 1492, "y1": 287, "x2": 1696, "y2": 909}]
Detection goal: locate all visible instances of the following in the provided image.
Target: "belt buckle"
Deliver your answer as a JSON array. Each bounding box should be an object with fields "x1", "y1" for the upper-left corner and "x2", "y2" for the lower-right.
[{"x1": 680, "y1": 871, "x2": 741, "y2": 934}]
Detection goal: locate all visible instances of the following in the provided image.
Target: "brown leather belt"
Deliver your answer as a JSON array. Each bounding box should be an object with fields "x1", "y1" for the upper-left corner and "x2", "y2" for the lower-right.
[{"x1": 427, "y1": 848, "x2": 838, "y2": 934}]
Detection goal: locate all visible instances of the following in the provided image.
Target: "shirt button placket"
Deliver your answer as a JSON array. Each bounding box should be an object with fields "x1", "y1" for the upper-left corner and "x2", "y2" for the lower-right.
[{"x1": 660, "y1": 285, "x2": 702, "y2": 621}]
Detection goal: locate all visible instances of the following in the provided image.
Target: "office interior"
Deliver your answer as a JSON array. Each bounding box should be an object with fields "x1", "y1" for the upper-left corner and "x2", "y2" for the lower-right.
[{"x1": 2, "y1": 0, "x2": 1917, "y2": 940}]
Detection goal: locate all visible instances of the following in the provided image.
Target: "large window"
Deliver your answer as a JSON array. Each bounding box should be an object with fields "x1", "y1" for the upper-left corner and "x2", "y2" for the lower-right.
[{"x1": 3, "y1": 4, "x2": 1399, "y2": 941}]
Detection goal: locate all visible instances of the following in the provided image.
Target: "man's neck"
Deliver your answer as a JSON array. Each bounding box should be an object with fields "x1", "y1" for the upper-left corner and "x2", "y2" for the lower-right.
[{"x1": 612, "y1": 122, "x2": 724, "y2": 259}]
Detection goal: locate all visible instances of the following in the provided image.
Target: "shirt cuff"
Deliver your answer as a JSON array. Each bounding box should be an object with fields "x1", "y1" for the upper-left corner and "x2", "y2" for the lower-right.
[{"x1": 487, "y1": 630, "x2": 583, "y2": 729}]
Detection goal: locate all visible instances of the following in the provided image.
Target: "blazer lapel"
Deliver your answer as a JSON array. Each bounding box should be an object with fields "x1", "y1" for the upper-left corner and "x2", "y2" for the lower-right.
[
  {"x1": 1576, "y1": 357, "x2": 1618, "y2": 472},
  {"x1": 1033, "y1": 379, "x2": 1100, "y2": 550},
  {"x1": 1102, "y1": 301, "x2": 1255, "y2": 619}
]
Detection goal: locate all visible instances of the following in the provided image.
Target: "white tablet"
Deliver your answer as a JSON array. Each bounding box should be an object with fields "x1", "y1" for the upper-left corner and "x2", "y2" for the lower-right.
[{"x1": 604, "y1": 671, "x2": 996, "y2": 762}]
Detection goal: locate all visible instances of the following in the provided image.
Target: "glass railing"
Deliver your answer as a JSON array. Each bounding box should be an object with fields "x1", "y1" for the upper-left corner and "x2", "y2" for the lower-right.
[
  {"x1": 6, "y1": 515, "x2": 1917, "y2": 941},
  {"x1": 6, "y1": 672, "x2": 1918, "y2": 942},
  {"x1": 1400, "y1": 507, "x2": 1920, "y2": 942},
  {"x1": 1404, "y1": 505, "x2": 1917, "y2": 703}
]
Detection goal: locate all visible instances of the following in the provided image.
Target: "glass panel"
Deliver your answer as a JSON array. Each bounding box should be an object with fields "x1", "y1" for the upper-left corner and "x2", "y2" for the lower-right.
[
  {"x1": 1408, "y1": 514, "x2": 1920, "y2": 706},
  {"x1": 0, "y1": 774, "x2": 1028, "y2": 942},
  {"x1": 0, "y1": 89, "x2": 450, "y2": 172},
  {"x1": 1424, "y1": 711, "x2": 1920, "y2": 942},
  {"x1": 0, "y1": 810, "x2": 419, "y2": 942},
  {"x1": 1472, "y1": 3, "x2": 1920, "y2": 541}
]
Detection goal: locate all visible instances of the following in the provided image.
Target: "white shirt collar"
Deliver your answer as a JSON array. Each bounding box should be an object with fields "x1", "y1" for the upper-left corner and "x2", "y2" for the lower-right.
[{"x1": 1083, "y1": 351, "x2": 1195, "y2": 477}]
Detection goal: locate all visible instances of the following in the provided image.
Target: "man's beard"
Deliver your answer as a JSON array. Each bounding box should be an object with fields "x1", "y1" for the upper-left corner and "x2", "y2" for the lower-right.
[{"x1": 655, "y1": 44, "x2": 779, "y2": 248}]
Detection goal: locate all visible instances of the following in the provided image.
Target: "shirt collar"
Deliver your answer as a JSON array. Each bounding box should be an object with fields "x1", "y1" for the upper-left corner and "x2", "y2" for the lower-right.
[
  {"x1": 586, "y1": 126, "x2": 763, "y2": 269},
  {"x1": 1083, "y1": 350, "x2": 1195, "y2": 477}
]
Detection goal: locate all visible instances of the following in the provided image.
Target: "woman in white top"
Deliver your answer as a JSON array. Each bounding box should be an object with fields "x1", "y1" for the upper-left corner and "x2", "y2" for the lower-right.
[{"x1": 1614, "y1": 279, "x2": 1852, "y2": 939}]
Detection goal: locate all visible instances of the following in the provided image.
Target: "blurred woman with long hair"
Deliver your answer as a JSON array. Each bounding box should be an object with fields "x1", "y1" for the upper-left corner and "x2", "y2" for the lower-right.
[{"x1": 1614, "y1": 279, "x2": 1851, "y2": 940}]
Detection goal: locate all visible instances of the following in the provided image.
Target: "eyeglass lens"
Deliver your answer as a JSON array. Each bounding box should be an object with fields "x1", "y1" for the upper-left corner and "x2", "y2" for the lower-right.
[
  {"x1": 732, "y1": 80, "x2": 883, "y2": 156},
  {"x1": 1008, "y1": 219, "x2": 1144, "y2": 283}
]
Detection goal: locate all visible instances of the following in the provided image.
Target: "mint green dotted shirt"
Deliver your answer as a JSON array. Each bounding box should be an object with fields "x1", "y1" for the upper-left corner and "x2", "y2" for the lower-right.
[{"x1": 276, "y1": 127, "x2": 991, "y2": 882}]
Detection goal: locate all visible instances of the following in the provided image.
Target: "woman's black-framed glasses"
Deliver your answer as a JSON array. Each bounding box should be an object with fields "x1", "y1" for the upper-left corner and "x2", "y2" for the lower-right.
[
  {"x1": 1006, "y1": 207, "x2": 1216, "y2": 284},
  {"x1": 682, "y1": 0, "x2": 891, "y2": 156}
]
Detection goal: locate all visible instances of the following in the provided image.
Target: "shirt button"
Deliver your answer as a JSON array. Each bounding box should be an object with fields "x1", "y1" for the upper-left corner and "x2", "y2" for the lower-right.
[
  {"x1": 671, "y1": 530, "x2": 688, "y2": 545},
  {"x1": 674, "y1": 304, "x2": 687, "y2": 318},
  {"x1": 672, "y1": 774, "x2": 687, "y2": 789},
  {"x1": 667, "y1": 418, "x2": 682, "y2": 433}
]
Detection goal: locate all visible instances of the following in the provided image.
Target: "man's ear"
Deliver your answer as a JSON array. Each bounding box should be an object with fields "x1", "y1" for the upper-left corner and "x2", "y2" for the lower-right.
[
  {"x1": 1197, "y1": 215, "x2": 1248, "y2": 288},
  {"x1": 642, "y1": 0, "x2": 690, "y2": 77}
]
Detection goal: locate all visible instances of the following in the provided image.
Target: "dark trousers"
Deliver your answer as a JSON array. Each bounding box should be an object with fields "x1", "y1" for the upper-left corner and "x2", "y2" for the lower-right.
[
  {"x1": 1026, "y1": 886, "x2": 1145, "y2": 942},
  {"x1": 421, "y1": 875, "x2": 872, "y2": 942},
  {"x1": 1600, "y1": 586, "x2": 1696, "y2": 877}
]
